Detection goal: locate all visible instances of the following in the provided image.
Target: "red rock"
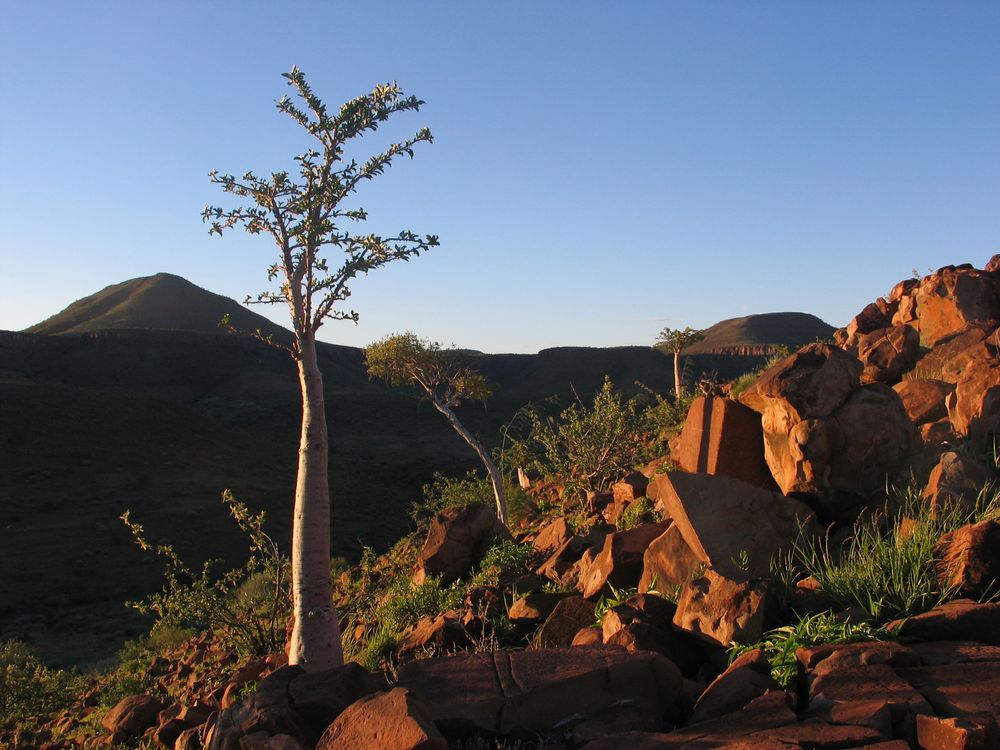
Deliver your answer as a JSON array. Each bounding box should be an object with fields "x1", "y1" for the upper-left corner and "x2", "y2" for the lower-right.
[
  {"x1": 922, "y1": 419, "x2": 961, "y2": 446},
  {"x1": 894, "y1": 379, "x2": 955, "y2": 425},
  {"x1": 654, "y1": 472, "x2": 814, "y2": 578},
  {"x1": 572, "y1": 627, "x2": 604, "y2": 647},
  {"x1": 101, "y1": 694, "x2": 167, "y2": 737},
  {"x1": 857, "y1": 325, "x2": 920, "y2": 384},
  {"x1": 576, "y1": 522, "x2": 670, "y2": 598},
  {"x1": 897, "y1": 661, "x2": 1000, "y2": 724},
  {"x1": 740, "y1": 343, "x2": 863, "y2": 422},
  {"x1": 796, "y1": 641, "x2": 920, "y2": 671},
  {"x1": 286, "y1": 662, "x2": 387, "y2": 740},
  {"x1": 601, "y1": 593, "x2": 676, "y2": 642},
  {"x1": 673, "y1": 396, "x2": 778, "y2": 490},
  {"x1": 915, "y1": 324, "x2": 999, "y2": 383},
  {"x1": 536, "y1": 535, "x2": 588, "y2": 587},
  {"x1": 396, "y1": 613, "x2": 468, "y2": 658},
  {"x1": 315, "y1": 688, "x2": 446, "y2": 750},
  {"x1": 804, "y1": 699, "x2": 893, "y2": 739},
  {"x1": 638, "y1": 524, "x2": 701, "y2": 596},
  {"x1": 534, "y1": 596, "x2": 598, "y2": 647},
  {"x1": 396, "y1": 647, "x2": 682, "y2": 738},
  {"x1": 826, "y1": 383, "x2": 920, "y2": 497},
  {"x1": 947, "y1": 358, "x2": 1000, "y2": 444},
  {"x1": 673, "y1": 567, "x2": 770, "y2": 648},
  {"x1": 916, "y1": 713, "x2": 1000, "y2": 750},
  {"x1": 923, "y1": 452, "x2": 995, "y2": 513},
  {"x1": 508, "y1": 591, "x2": 574, "y2": 623},
  {"x1": 910, "y1": 641, "x2": 1000, "y2": 666},
  {"x1": 912, "y1": 266, "x2": 1000, "y2": 347},
  {"x1": 986, "y1": 254, "x2": 1000, "y2": 274},
  {"x1": 844, "y1": 300, "x2": 898, "y2": 348},
  {"x1": 207, "y1": 665, "x2": 307, "y2": 750},
  {"x1": 934, "y1": 520, "x2": 1000, "y2": 599},
  {"x1": 531, "y1": 517, "x2": 572, "y2": 556},
  {"x1": 413, "y1": 503, "x2": 511, "y2": 584},
  {"x1": 888, "y1": 600, "x2": 1000, "y2": 645},
  {"x1": 891, "y1": 279, "x2": 920, "y2": 302},
  {"x1": 686, "y1": 648, "x2": 781, "y2": 725},
  {"x1": 612, "y1": 471, "x2": 649, "y2": 503}
]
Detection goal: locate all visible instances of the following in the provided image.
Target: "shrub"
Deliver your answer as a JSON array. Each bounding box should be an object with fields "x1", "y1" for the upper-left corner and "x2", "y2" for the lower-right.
[
  {"x1": 0, "y1": 640, "x2": 86, "y2": 740},
  {"x1": 471, "y1": 540, "x2": 535, "y2": 588},
  {"x1": 504, "y1": 378, "x2": 660, "y2": 495},
  {"x1": 616, "y1": 497, "x2": 661, "y2": 531},
  {"x1": 730, "y1": 612, "x2": 889, "y2": 688},
  {"x1": 121, "y1": 490, "x2": 289, "y2": 660},
  {"x1": 415, "y1": 472, "x2": 531, "y2": 528}
]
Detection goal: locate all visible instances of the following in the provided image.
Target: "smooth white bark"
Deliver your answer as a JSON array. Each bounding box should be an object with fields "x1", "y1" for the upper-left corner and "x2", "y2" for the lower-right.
[{"x1": 287, "y1": 332, "x2": 344, "y2": 670}]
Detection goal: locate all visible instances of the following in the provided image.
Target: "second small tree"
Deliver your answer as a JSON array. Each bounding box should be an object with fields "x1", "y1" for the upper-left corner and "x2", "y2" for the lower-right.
[{"x1": 365, "y1": 333, "x2": 509, "y2": 526}]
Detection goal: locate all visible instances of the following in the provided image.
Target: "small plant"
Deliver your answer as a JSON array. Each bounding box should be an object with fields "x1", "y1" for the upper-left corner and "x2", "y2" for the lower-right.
[
  {"x1": 729, "y1": 612, "x2": 890, "y2": 688},
  {"x1": 414, "y1": 472, "x2": 531, "y2": 529},
  {"x1": 471, "y1": 540, "x2": 535, "y2": 588},
  {"x1": 592, "y1": 583, "x2": 638, "y2": 627},
  {"x1": 0, "y1": 641, "x2": 87, "y2": 741},
  {"x1": 790, "y1": 482, "x2": 1000, "y2": 623},
  {"x1": 616, "y1": 497, "x2": 660, "y2": 531},
  {"x1": 121, "y1": 490, "x2": 289, "y2": 659}
]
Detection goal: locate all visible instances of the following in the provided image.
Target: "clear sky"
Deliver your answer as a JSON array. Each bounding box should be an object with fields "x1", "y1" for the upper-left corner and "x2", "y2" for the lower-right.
[{"x1": 2, "y1": 2, "x2": 998, "y2": 353}]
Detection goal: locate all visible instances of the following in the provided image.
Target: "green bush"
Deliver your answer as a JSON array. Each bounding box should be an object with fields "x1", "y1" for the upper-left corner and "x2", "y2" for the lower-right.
[
  {"x1": 729, "y1": 612, "x2": 889, "y2": 688},
  {"x1": 415, "y1": 471, "x2": 531, "y2": 527},
  {"x1": 122, "y1": 490, "x2": 289, "y2": 660},
  {"x1": 471, "y1": 540, "x2": 535, "y2": 588},
  {"x1": 503, "y1": 378, "x2": 662, "y2": 495},
  {"x1": 616, "y1": 497, "x2": 661, "y2": 531},
  {"x1": 0, "y1": 640, "x2": 86, "y2": 739},
  {"x1": 790, "y1": 482, "x2": 1000, "y2": 623}
]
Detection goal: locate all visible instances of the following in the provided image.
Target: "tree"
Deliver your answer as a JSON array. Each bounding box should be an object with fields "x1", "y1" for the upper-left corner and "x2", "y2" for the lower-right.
[
  {"x1": 203, "y1": 68, "x2": 438, "y2": 671},
  {"x1": 365, "y1": 333, "x2": 509, "y2": 526},
  {"x1": 655, "y1": 326, "x2": 705, "y2": 397}
]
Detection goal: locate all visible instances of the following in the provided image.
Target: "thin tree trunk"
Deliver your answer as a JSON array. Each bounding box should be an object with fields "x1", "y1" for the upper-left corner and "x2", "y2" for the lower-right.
[
  {"x1": 673, "y1": 349, "x2": 683, "y2": 398},
  {"x1": 430, "y1": 399, "x2": 509, "y2": 527},
  {"x1": 287, "y1": 332, "x2": 344, "y2": 671}
]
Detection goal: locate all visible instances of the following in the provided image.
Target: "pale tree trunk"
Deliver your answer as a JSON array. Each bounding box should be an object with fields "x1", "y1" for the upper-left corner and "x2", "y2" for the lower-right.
[
  {"x1": 287, "y1": 331, "x2": 344, "y2": 670},
  {"x1": 430, "y1": 399, "x2": 509, "y2": 527},
  {"x1": 673, "y1": 349, "x2": 683, "y2": 398}
]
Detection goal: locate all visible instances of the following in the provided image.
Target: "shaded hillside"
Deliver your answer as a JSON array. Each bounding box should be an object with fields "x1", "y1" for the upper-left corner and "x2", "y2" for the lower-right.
[
  {"x1": 682, "y1": 312, "x2": 835, "y2": 354},
  {"x1": 26, "y1": 273, "x2": 290, "y2": 341}
]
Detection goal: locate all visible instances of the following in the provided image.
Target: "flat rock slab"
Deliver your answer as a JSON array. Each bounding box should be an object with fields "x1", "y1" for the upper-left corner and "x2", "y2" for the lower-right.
[
  {"x1": 395, "y1": 647, "x2": 682, "y2": 738},
  {"x1": 897, "y1": 661, "x2": 1000, "y2": 723}
]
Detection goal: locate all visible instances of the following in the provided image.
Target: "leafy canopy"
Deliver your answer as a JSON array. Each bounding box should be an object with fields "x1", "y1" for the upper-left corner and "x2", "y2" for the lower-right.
[
  {"x1": 365, "y1": 332, "x2": 494, "y2": 407},
  {"x1": 655, "y1": 326, "x2": 705, "y2": 353},
  {"x1": 202, "y1": 68, "x2": 439, "y2": 346}
]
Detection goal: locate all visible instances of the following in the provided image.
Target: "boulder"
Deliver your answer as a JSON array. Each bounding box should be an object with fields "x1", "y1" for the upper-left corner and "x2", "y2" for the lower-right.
[
  {"x1": 208, "y1": 665, "x2": 307, "y2": 750},
  {"x1": 413, "y1": 503, "x2": 511, "y2": 584},
  {"x1": 638, "y1": 524, "x2": 701, "y2": 596},
  {"x1": 612, "y1": 472, "x2": 649, "y2": 504},
  {"x1": 686, "y1": 649, "x2": 781, "y2": 725},
  {"x1": 653, "y1": 472, "x2": 814, "y2": 578},
  {"x1": 916, "y1": 714, "x2": 1000, "y2": 750},
  {"x1": 286, "y1": 662, "x2": 387, "y2": 740},
  {"x1": 825, "y1": 383, "x2": 921, "y2": 498},
  {"x1": 856, "y1": 325, "x2": 920, "y2": 385},
  {"x1": 508, "y1": 591, "x2": 575, "y2": 623},
  {"x1": 396, "y1": 613, "x2": 469, "y2": 658},
  {"x1": 602, "y1": 594, "x2": 676, "y2": 642},
  {"x1": 395, "y1": 647, "x2": 683, "y2": 739},
  {"x1": 740, "y1": 343, "x2": 863, "y2": 422},
  {"x1": 887, "y1": 600, "x2": 1000, "y2": 645},
  {"x1": 315, "y1": 688, "x2": 446, "y2": 750},
  {"x1": 911, "y1": 265, "x2": 1000, "y2": 347},
  {"x1": 673, "y1": 396, "x2": 777, "y2": 490},
  {"x1": 576, "y1": 522, "x2": 670, "y2": 598},
  {"x1": 914, "y1": 323, "x2": 998, "y2": 383},
  {"x1": 535, "y1": 596, "x2": 598, "y2": 648},
  {"x1": 923, "y1": 451, "x2": 995, "y2": 513},
  {"x1": 893, "y1": 379, "x2": 954, "y2": 425},
  {"x1": 934, "y1": 520, "x2": 1000, "y2": 599},
  {"x1": 844, "y1": 299, "x2": 898, "y2": 348},
  {"x1": 673, "y1": 567, "x2": 770, "y2": 649},
  {"x1": 101, "y1": 694, "x2": 166, "y2": 738},
  {"x1": 531, "y1": 517, "x2": 573, "y2": 556},
  {"x1": 947, "y1": 357, "x2": 1000, "y2": 445},
  {"x1": 572, "y1": 627, "x2": 604, "y2": 647}
]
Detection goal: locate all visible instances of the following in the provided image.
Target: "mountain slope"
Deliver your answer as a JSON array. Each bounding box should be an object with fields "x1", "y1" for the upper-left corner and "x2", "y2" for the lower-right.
[
  {"x1": 683, "y1": 311, "x2": 835, "y2": 354},
  {"x1": 26, "y1": 273, "x2": 288, "y2": 340}
]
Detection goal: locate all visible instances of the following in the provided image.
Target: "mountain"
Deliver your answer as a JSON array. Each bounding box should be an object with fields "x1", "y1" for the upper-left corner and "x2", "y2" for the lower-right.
[
  {"x1": 682, "y1": 312, "x2": 835, "y2": 355},
  {"x1": 26, "y1": 272, "x2": 289, "y2": 341}
]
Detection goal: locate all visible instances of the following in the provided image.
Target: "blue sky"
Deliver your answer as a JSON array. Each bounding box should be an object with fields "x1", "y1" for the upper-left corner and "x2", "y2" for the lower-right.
[{"x1": 2, "y1": 2, "x2": 998, "y2": 353}]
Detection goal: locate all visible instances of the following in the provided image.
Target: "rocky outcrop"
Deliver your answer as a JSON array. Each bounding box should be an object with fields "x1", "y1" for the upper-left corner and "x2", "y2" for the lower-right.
[
  {"x1": 856, "y1": 324, "x2": 920, "y2": 385},
  {"x1": 653, "y1": 472, "x2": 815, "y2": 578},
  {"x1": 934, "y1": 520, "x2": 1000, "y2": 599},
  {"x1": 395, "y1": 647, "x2": 684, "y2": 741},
  {"x1": 672, "y1": 396, "x2": 777, "y2": 490},
  {"x1": 739, "y1": 344, "x2": 918, "y2": 510},
  {"x1": 673, "y1": 567, "x2": 770, "y2": 649},
  {"x1": 413, "y1": 503, "x2": 511, "y2": 584},
  {"x1": 923, "y1": 451, "x2": 996, "y2": 513},
  {"x1": 576, "y1": 522, "x2": 671, "y2": 598},
  {"x1": 315, "y1": 688, "x2": 446, "y2": 750},
  {"x1": 638, "y1": 523, "x2": 702, "y2": 595}
]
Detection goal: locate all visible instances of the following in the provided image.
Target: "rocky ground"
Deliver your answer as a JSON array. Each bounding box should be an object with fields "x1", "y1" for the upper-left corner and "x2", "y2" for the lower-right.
[{"x1": 11, "y1": 257, "x2": 1000, "y2": 749}]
